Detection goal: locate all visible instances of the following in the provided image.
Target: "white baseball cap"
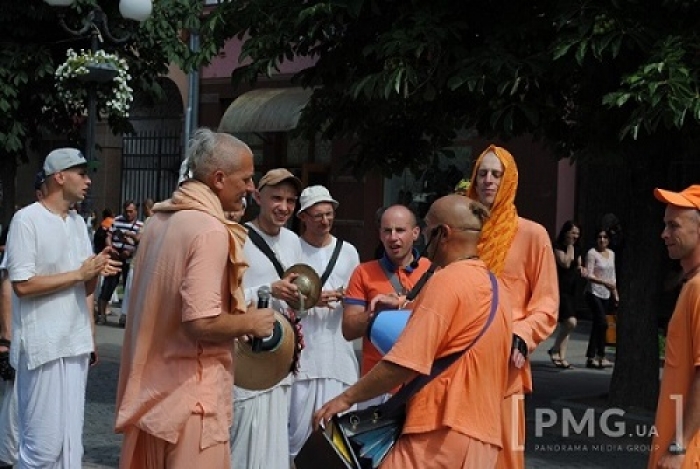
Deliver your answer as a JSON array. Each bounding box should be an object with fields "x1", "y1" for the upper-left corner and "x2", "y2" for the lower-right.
[
  {"x1": 297, "y1": 185, "x2": 338, "y2": 214},
  {"x1": 43, "y1": 148, "x2": 88, "y2": 176}
]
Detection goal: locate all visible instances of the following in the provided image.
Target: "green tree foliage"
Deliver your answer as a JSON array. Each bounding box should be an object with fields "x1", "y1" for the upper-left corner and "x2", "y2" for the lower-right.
[
  {"x1": 192, "y1": 0, "x2": 700, "y2": 410},
  {"x1": 0, "y1": 0, "x2": 204, "y2": 218},
  {"x1": 195, "y1": 0, "x2": 700, "y2": 175}
]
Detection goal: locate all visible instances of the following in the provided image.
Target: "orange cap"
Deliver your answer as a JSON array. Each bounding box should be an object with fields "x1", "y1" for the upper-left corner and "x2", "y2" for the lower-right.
[{"x1": 654, "y1": 185, "x2": 700, "y2": 209}]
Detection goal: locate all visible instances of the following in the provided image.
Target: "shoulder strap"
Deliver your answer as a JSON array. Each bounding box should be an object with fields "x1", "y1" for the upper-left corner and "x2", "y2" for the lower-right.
[
  {"x1": 379, "y1": 259, "x2": 406, "y2": 294},
  {"x1": 245, "y1": 223, "x2": 285, "y2": 278},
  {"x1": 320, "y1": 239, "x2": 343, "y2": 286},
  {"x1": 380, "y1": 272, "x2": 499, "y2": 416},
  {"x1": 405, "y1": 262, "x2": 438, "y2": 301}
]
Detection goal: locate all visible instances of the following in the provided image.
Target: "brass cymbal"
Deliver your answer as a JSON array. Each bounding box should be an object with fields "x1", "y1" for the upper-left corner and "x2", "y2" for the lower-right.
[
  {"x1": 234, "y1": 311, "x2": 300, "y2": 390},
  {"x1": 283, "y1": 263, "x2": 321, "y2": 310}
]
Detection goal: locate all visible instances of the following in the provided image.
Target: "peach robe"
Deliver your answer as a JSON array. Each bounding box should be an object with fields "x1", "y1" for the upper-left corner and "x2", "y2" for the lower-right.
[
  {"x1": 648, "y1": 275, "x2": 700, "y2": 468},
  {"x1": 381, "y1": 259, "x2": 512, "y2": 468},
  {"x1": 496, "y1": 218, "x2": 559, "y2": 469},
  {"x1": 115, "y1": 207, "x2": 245, "y2": 468}
]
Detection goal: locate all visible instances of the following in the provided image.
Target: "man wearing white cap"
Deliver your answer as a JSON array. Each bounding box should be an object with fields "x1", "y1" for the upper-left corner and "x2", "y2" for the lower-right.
[
  {"x1": 289, "y1": 185, "x2": 360, "y2": 460},
  {"x1": 5, "y1": 148, "x2": 119, "y2": 467},
  {"x1": 231, "y1": 168, "x2": 304, "y2": 469}
]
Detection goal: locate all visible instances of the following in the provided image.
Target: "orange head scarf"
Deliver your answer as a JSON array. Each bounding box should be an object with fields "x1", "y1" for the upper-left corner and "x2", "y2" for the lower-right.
[{"x1": 467, "y1": 145, "x2": 519, "y2": 275}]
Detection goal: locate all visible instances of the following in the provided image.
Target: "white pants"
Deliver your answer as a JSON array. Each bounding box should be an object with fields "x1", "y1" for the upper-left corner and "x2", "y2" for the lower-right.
[
  {"x1": 356, "y1": 392, "x2": 390, "y2": 410},
  {"x1": 288, "y1": 378, "x2": 349, "y2": 457},
  {"x1": 0, "y1": 377, "x2": 18, "y2": 465},
  {"x1": 120, "y1": 268, "x2": 134, "y2": 317},
  {"x1": 17, "y1": 353, "x2": 89, "y2": 469},
  {"x1": 230, "y1": 385, "x2": 291, "y2": 469}
]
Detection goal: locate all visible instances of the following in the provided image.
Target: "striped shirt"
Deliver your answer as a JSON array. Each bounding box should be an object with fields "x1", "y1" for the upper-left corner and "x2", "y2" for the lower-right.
[{"x1": 110, "y1": 215, "x2": 144, "y2": 256}]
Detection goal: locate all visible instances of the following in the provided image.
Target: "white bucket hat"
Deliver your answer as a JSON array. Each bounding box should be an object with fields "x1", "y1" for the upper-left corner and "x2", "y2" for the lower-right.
[{"x1": 297, "y1": 185, "x2": 338, "y2": 214}]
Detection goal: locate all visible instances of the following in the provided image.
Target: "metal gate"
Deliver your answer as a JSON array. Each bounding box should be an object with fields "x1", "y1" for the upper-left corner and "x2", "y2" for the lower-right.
[{"x1": 121, "y1": 131, "x2": 182, "y2": 210}]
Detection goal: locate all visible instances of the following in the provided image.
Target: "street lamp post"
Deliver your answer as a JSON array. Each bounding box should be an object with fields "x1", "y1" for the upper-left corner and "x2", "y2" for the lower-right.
[{"x1": 45, "y1": 0, "x2": 152, "y2": 213}]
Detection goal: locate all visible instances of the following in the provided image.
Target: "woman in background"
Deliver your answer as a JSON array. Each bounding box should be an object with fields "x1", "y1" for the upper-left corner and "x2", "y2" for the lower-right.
[
  {"x1": 548, "y1": 221, "x2": 586, "y2": 369},
  {"x1": 584, "y1": 228, "x2": 618, "y2": 369}
]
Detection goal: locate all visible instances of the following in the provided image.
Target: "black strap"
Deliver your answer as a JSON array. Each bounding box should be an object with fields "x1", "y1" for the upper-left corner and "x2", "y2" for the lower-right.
[
  {"x1": 405, "y1": 262, "x2": 438, "y2": 301},
  {"x1": 320, "y1": 239, "x2": 343, "y2": 286},
  {"x1": 380, "y1": 272, "x2": 499, "y2": 417},
  {"x1": 245, "y1": 223, "x2": 285, "y2": 278},
  {"x1": 379, "y1": 259, "x2": 407, "y2": 295}
]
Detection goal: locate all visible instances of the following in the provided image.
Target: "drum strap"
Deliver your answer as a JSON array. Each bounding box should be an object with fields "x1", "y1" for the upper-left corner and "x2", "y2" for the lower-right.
[
  {"x1": 320, "y1": 239, "x2": 344, "y2": 286},
  {"x1": 245, "y1": 223, "x2": 285, "y2": 278},
  {"x1": 405, "y1": 262, "x2": 438, "y2": 302}
]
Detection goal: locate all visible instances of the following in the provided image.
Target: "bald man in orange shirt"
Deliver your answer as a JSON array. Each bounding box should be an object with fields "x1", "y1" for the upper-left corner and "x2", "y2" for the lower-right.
[
  {"x1": 648, "y1": 185, "x2": 700, "y2": 469},
  {"x1": 466, "y1": 145, "x2": 559, "y2": 469}
]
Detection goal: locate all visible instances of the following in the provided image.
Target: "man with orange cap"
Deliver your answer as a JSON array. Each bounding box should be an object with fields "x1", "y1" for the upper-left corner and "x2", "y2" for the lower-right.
[
  {"x1": 648, "y1": 185, "x2": 700, "y2": 469},
  {"x1": 466, "y1": 145, "x2": 559, "y2": 469}
]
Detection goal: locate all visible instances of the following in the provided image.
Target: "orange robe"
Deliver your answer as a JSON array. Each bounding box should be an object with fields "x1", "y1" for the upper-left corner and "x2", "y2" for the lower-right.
[
  {"x1": 381, "y1": 259, "x2": 513, "y2": 468},
  {"x1": 115, "y1": 210, "x2": 239, "y2": 468},
  {"x1": 496, "y1": 218, "x2": 559, "y2": 469}
]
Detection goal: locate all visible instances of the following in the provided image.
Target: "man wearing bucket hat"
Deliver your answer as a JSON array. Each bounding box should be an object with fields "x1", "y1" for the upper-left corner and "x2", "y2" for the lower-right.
[
  {"x1": 289, "y1": 185, "x2": 360, "y2": 460},
  {"x1": 314, "y1": 195, "x2": 512, "y2": 467},
  {"x1": 231, "y1": 168, "x2": 305, "y2": 469},
  {"x1": 6, "y1": 148, "x2": 119, "y2": 467},
  {"x1": 648, "y1": 185, "x2": 700, "y2": 469},
  {"x1": 465, "y1": 145, "x2": 558, "y2": 469}
]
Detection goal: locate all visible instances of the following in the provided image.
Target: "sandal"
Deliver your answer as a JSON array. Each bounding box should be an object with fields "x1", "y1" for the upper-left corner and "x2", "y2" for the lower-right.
[
  {"x1": 558, "y1": 360, "x2": 574, "y2": 369},
  {"x1": 598, "y1": 357, "x2": 613, "y2": 368},
  {"x1": 547, "y1": 349, "x2": 564, "y2": 367}
]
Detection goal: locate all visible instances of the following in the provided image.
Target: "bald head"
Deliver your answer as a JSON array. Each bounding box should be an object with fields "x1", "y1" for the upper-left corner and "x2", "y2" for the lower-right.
[
  {"x1": 424, "y1": 195, "x2": 489, "y2": 266},
  {"x1": 378, "y1": 204, "x2": 420, "y2": 266},
  {"x1": 427, "y1": 195, "x2": 489, "y2": 231},
  {"x1": 380, "y1": 204, "x2": 418, "y2": 228}
]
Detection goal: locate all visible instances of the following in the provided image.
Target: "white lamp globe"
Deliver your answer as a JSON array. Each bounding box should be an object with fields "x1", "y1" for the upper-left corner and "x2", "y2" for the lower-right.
[
  {"x1": 43, "y1": 0, "x2": 76, "y2": 6},
  {"x1": 119, "y1": 0, "x2": 152, "y2": 22}
]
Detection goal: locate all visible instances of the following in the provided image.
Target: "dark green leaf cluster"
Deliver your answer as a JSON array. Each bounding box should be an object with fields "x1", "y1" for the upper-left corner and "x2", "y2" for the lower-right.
[
  {"x1": 0, "y1": 0, "x2": 195, "y2": 164},
  {"x1": 195, "y1": 0, "x2": 700, "y2": 173}
]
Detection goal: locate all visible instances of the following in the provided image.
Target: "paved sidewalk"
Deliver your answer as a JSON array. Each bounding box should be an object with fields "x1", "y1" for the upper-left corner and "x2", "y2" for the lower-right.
[
  {"x1": 525, "y1": 321, "x2": 654, "y2": 468},
  {"x1": 65, "y1": 315, "x2": 658, "y2": 467}
]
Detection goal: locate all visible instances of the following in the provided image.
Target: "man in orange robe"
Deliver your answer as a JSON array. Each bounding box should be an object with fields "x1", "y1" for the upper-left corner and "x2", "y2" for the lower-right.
[
  {"x1": 466, "y1": 145, "x2": 559, "y2": 469},
  {"x1": 115, "y1": 129, "x2": 276, "y2": 468},
  {"x1": 648, "y1": 185, "x2": 700, "y2": 469}
]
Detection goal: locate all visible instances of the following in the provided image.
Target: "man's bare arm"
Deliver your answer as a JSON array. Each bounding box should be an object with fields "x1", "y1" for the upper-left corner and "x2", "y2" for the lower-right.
[
  {"x1": 342, "y1": 303, "x2": 372, "y2": 341},
  {"x1": 182, "y1": 306, "x2": 276, "y2": 344},
  {"x1": 13, "y1": 252, "x2": 118, "y2": 298}
]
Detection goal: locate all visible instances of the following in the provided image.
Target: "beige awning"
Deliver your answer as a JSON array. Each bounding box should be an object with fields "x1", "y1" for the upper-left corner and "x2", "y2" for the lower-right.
[{"x1": 218, "y1": 87, "x2": 313, "y2": 133}]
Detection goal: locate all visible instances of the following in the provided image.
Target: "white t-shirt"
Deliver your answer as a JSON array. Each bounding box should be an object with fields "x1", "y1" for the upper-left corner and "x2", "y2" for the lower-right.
[
  {"x1": 6, "y1": 202, "x2": 93, "y2": 369},
  {"x1": 235, "y1": 224, "x2": 302, "y2": 401},
  {"x1": 297, "y1": 236, "x2": 360, "y2": 385},
  {"x1": 585, "y1": 248, "x2": 616, "y2": 300}
]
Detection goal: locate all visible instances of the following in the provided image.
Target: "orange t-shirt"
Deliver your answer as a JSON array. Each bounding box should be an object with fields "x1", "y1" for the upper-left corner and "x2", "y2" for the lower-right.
[
  {"x1": 384, "y1": 259, "x2": 512, "y2": 447},
  {"x1": 115, "y1": 210, "x2": 237, "y2": 448},
  {"x1": 500, "y1": 218, "x2": 559, "y2": 394},
  {"x1": 344, "y1": 256, "x2": 432, "y2": 376},
  {"x1": 648, "y1": 276, "x2": 700, "y2": 469}
]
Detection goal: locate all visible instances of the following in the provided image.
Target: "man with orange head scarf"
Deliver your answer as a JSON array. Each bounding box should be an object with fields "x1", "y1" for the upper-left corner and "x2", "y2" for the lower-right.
[{"x1": 467, "y1": 145, "x2": 559, "y2": 469}]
